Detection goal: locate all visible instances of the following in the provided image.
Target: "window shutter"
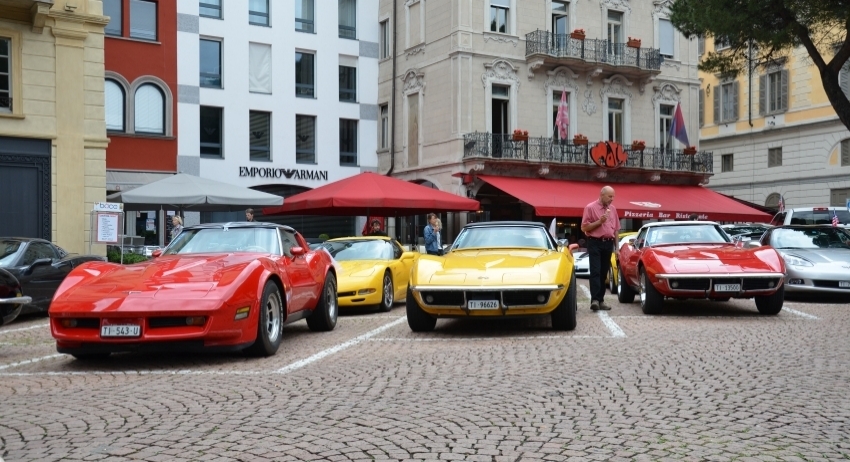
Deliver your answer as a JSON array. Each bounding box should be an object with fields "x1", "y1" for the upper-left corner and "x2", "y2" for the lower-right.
[
  {"x1": 758, "y1": 75, "x2": 766, "y2": 115},
  {"x1": 841, "y1": 64, "x2": 850, "y2": 99},
  {"x1": 698, "y1": 89, "x2": 704, "y2": 127},
  {"x1": 780, "y1": 70, "x2": 789, "y2": 111},
  {"x1": 134, "y1": 84, "x2": 164, "y2": 134},
  {"x1": 698, "y1": 36, "x2": 704, "y2": 55},
  {"x1": 713, "y1": 88, "x2": 720, "y2": 124},
  {"x1": 732, "y1": 81, "x2": 739, "y2": 121},
  {"x1": 842, "y1": 139, "x2": 850, "y2": 166},
  {"x1": 105, "y1": 80, "x2": 125, "y2": 131},
  {"x1": 249, "y1": 42, "x2": 272, "y2": 94}
]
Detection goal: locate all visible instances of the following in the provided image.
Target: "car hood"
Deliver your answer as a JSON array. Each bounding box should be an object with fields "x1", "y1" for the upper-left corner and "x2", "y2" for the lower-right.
[
  {"x1": 778, "y1": 248, "x2": 850, "y2": 264},
  {"x1": 337, "y1": 260, "x2": 385, "y2": 277},
  {"x1": 649, "y1": 245, "x2": 782, "y2": 273},
  {"x1": 419, "y1": 249, "x2": 565, "y2": 286}
]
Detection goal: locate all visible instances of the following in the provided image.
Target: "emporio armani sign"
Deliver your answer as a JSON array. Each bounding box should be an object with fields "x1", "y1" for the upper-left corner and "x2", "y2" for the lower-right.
[{"x1": 238, "y1": 166, "x2": 329, "y2": 181}]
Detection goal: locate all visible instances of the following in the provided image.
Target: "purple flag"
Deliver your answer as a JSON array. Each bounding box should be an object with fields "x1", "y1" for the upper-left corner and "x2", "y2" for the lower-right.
[{"x1": 669, "y1": 102, "x2": 690, "y2": 146}]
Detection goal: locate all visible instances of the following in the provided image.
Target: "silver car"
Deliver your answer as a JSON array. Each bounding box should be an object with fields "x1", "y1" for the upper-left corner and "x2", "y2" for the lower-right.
[{"x1": 758, "y1": 225, "x2": 850, "y2": 294}]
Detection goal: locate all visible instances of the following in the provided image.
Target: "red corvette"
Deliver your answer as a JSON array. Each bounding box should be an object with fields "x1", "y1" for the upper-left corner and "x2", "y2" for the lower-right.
[
  {"x1": 617, "y1": 221, "x2": 785, "y2": 315},
  {"x1": 50, "y1": 223, "x2": 338, "y2": 359}
]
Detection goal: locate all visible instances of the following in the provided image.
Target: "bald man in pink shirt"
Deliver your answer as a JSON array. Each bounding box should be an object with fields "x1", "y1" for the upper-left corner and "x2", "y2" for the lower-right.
[{"x1": 580, "y1": 186, "x2": 620, "y2": 311}]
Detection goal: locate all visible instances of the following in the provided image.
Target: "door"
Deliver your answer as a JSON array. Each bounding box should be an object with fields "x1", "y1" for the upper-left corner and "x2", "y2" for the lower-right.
[
  {"x1": 0, "y1": 137, "x2": 51, "y2": 240},
  {"x1": 491, "y1": 84, "x2": 510, "y2": 158},
  {"x1": 15, "y1": 241, "x2": 63, "y2": 309},
  {"x1": 278, "y1": 229, "x2": 315, "y2": 312},
  {"x1": 623, "y1": 228, "x2": 647, "y2": 284}
]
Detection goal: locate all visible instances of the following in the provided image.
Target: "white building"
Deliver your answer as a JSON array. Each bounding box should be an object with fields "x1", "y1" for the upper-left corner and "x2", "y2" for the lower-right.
[{"x1": 176, "y1": 0, "x2": 380, "y2": 235}]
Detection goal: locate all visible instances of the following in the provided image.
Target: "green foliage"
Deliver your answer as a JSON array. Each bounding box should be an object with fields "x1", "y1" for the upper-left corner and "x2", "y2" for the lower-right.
[
  {"x1": 106, "y1": 250, "x2": 149, "y2": 264},
  {"x1": 318, "y1": 233, "x2": 329, "y2": 241}
]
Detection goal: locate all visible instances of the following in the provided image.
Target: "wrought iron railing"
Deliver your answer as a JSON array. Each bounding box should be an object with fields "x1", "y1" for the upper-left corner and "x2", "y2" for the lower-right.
[
  {"x1": 462, "y1": 132, "x2": 713, "y2": 174},
  {"x1": 525, "y1": 30, "x2": 663, "y2": 71}
]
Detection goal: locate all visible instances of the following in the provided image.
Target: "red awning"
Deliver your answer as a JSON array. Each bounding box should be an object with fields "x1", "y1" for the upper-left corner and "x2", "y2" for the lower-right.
[
  {"x1": 477, "y1": 176, "x2": 771, "y2": 222},
  {"x1": 262, "y1": 172, "x2": 480, "y2": 216}
]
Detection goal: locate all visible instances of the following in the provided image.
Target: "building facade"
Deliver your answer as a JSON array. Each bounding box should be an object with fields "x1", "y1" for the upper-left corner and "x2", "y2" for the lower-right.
[
  {"x1": 0, "y1": 0, "x2": 108, "y2": 254},
  {"x1": 175, "y1": 0, "x2": 380, "y2": 236},
  {"x1": 700, "y1": 39, "x2": 850, "y2": 213},
  {"x1": 378, "y1": 0, "x2": 709, "y2": 238},
  {"x1": 103, "y1": 0, "x2": 178, "y2": 245}
]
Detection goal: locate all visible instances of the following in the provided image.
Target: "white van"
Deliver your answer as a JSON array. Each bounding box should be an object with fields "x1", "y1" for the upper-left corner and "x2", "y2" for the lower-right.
[{"x1": 769, "y1": 207, "x2": 850, "y2": 226}]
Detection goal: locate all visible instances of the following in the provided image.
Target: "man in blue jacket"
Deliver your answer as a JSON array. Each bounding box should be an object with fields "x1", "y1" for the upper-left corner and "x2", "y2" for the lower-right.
[{"x1": 424, "y1": 213, "x2": 441, "y2": 255}]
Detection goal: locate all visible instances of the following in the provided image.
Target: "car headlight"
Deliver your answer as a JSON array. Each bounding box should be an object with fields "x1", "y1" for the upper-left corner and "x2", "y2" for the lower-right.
[{"x1": 782, "y1": 254, "x2": 813, "y2": 267}]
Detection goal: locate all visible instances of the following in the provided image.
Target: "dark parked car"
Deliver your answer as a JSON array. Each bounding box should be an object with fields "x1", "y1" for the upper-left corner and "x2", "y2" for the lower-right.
[
  {"x1": 0, "y1": 267, "x2": 31, "y2": 326},
  {"x1": 0, "y1": 238, "x2": 105, "y2": 315}
]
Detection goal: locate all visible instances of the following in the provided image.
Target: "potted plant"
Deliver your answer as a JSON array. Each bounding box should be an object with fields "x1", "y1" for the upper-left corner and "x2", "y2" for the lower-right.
[
  {"x1": 512, "y1": 129, "x2": 529, "y2": 142},
  {"x1": 570, "y1": 28, "x2": 586, "y2": 40},
  {"x1": 631, "y1": 140, "x2": 646, "y2": 151},
  {"x1": 683, "y1": 145, "x2": 697, "y2": 155},
  {"x1": 573, "y1": 133, "x2": 588, "y2": 145},
  {"x1": 627, "y1": 36, "x2": 642, "y2": 48}
]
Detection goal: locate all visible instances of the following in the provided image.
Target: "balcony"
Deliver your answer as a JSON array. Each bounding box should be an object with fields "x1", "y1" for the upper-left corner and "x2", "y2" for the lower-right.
[
  {"x1": 525, "y1": 30, "x2": 662, "y2": 79},
  {"x1": 462, "y1": 132, "x2": 712, "y2": 175}
]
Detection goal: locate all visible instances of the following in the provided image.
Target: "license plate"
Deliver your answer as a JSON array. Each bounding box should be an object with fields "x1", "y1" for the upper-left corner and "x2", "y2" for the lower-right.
[
  {"x1": 714, "y1": 284, "x2": 740, "y2": 292},
  {"x1": 468, "y1": 300, "x2": 499, "y2": 309},
  {"x1": 101, "y1": 325, "x2": 140, "y2": 337},
  {"x1": 840, "y1": 281, "x2": 850, "y2": 288}
]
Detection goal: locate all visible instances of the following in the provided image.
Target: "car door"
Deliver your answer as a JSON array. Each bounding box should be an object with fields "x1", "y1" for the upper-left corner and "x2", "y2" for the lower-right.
[
  {"x1": 15, "y1": 241, "x2": 64, "y2": 309},
  {"x1": 277, "y1": 229, "x2": 315, "y2": 312},
  {"x1": 387, "y1": 241, "x2": 408, "y2": 299},
  {"x1": 621, "y1": 228, "x2": 647, "y2": 285}
]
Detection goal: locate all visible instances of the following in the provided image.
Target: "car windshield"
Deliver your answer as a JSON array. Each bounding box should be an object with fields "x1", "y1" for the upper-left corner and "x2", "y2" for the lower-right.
[
  {"x1": 452, "y1": 226, "x2": 554, "y2": 250},
  {"x1": 322, "y1": 240, "x2": 392, "y2": 261},
  {"x1": 723, "y1": 225, "x2": 768, "y2": 236},
  {"x1": 0, "y1": 240, "x2": 23, "y2": 267},
  {"x1": 770, "y1": 227, "x2": 850, "y2": 249},
  {"x1": 788, "y1": 210, "x2": 850, "y2": 225},
  {"x1": 163, "y1": 227, "x2": 281, "y2": 255},
  {"x1": 645, "y1": 224, "x2": 730, "y2": 246}
]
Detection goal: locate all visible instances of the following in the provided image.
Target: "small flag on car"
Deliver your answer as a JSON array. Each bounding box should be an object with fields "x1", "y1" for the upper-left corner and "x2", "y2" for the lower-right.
[{"x1": 833, "y1": 210, "x2": 840, "y2": 228}]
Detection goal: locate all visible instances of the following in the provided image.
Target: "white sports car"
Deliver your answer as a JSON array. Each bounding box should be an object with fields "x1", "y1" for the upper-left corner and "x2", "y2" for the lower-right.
[{"x1": 572, "y1": 248, "x2": 589, "y2": 277}]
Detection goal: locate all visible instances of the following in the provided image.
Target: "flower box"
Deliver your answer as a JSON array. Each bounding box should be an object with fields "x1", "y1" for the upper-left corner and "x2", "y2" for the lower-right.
[
  {"x1": 512, "y1": 129, "x2": 529, "y2": 142},
  {"x1": 631, "y1": 140, "x2": 646, "y2": 151},
  {"x1": 627, "y1": 37, "x2": 641, "y2": 48},
  {"x1": 683, "y1": 146, "x2": 697, "y2": 155},
  {"x1": 570, "y1": 31, "x2": 586, "y2": 40},
  {"x1": 573, "y1": 135, "x2": 588, "y2": 146}
]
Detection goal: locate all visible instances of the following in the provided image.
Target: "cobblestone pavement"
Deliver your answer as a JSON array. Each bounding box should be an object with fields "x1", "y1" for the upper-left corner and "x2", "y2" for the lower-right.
[{"x1": 1, "y1": 278, "x2": 848, "y2": 461}]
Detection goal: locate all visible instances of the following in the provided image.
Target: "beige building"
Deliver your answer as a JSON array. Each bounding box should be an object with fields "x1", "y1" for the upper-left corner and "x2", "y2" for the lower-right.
[
  {"x1": 699, "y1": 38, "x2": 850, "y2": 213},
  {"x1": 0, "y1": 0, "x2": 108, "y2": 254},
  {"x1": 378, "y1": 0, "x2": 707, "y2": 235}
]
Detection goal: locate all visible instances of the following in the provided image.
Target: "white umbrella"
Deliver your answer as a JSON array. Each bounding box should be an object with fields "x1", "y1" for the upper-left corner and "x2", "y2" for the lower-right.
[{"x1": 106, "y1": 173, "x2": 283, "y2": 212}]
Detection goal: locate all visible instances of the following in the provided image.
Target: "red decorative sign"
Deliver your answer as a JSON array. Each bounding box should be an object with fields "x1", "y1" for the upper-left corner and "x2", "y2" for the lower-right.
[{"x1": 590, "y1": 141, "x2": 627, "y2": 169}]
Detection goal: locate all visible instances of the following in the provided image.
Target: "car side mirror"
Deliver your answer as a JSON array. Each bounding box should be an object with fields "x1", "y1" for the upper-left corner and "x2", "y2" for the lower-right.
[
  {"x1": 31, "y1": 257, "x2": 53, "y2": 268},
  {"x1": 290, "y1": 246, "x2": 307, "y2": 257},
  {"x1": 401, "y1": 252, "x2": 416, "y2": 260},
  {"x1": 628, "y1": 238, "x2": 636, "y2": 246},
  {"x1": 568, "y1": 243, "x2": 579, "y2": 251},
  {"x1": 151, "y1": 249, "x2": 163, "y2": 258},
  {"x1": 744, "y1": 241, "x2": 762, "y2": 249}
]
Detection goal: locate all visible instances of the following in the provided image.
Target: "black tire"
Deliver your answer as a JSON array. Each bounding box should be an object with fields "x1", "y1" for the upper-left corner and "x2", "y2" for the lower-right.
[
  {"x1": 755, "y1": 284, "x2": 784, "y2": 315},
  {"x1": 245, "y1": 282, "x2": 284, "y2": 356},
  {"x1": 617, "y1": 265, "x2": 636, "y2": 303},
  {"x1": 406, "y1": 288, "x2": 436, "y2": 332},
  {"x1": 307, "y1": 273, "x2": 338, "y2": 332},
  {"x1": 608, "y1": 267, "x2": 618, "y2": 295},
  {"x1": 552, "y1": 271, "x2": 577, "y2": 330},
  {"x1": 378, "y1": 271, "x2": 394, "y2": 312},
  {"x1": 640, "y1": 267, "x2": 664, "y2": 315}
]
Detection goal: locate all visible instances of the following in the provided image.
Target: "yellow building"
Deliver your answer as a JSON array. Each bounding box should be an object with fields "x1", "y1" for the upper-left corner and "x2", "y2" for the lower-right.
[
  {"x1": 0, "y1": 0, "x2": 108, "y2": 254},
  {"x1": 699, "y1": 38, "x2": 850, "y2": 212}
]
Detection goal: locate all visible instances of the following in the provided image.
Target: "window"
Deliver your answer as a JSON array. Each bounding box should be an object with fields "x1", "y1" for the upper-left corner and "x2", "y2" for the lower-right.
[
  {"x1": 659, "y1": 18, "x2": 674, "y2": 58},
  {"x1": 607, "y1": 10, "x2": 623, "y2": 60},
  {"x1": 130, "y1": 0, "x2": 157, "y2": 41},
  {"x1": 249, "y1": 111, "x2": 271, "y2": 161},
  {"x1": 199, "y1": 39, "x2": 222, "y2": 88},
  {"x1": 552, "y1": 1, "x2": 568, "y2": 35},
  {"x1": 759, "y1": 69, "x2": 788, "y2": 114},
  {"x1": 339, "y1": 65, "x2": 356, "y2": 102},
  {"x1": 714, "y1": 81, "x2": 739, "y2": 124},
  {"x1": 295, "y1": 52, "x2": 315, "y2": 98},
  {"x1": 699, "y1": 89, "x2": 704, "y2": 127},
  {"x1": 842, "y1": 139, "x2": 850, "y2": 167},
  {"x1": 715, "y1": 36, "x2": 730, "y2": 51},
  {"x1": 841, "y1": 63, "x2": 850, "y2": 99},
  {"x1": 491, "y1": 84, "x2": 510, "y2": 135},
  {"x1": 659, "y1": 104, "x2": 674, "y2": 150},
  {"x1": 407, "y1": 93, "x2": 419, "y2": 167},
  {"x1": 339, "y1": 0, "x2": 356, "y2": 39},
  {"x1": 721, "y1": 153, "x2": 733, "y2": 172},
  {"x1": 490, "y1": 0, "x2": 509, "y2": 34},
  {"x1": 607, "y1": 98, "x2": 624, "y2": 144},
  {"x1": 105, "y1": 79, "x2": 125, "y2": 131},
  {"x1": 249, "y1": 42, "x2": 272, "y2": 94},
  {"x1": 200, "y1": 0, "x2": 222, "y2": 18},
  {"x1": 134, "y1": 84, "x2": 164, "y2": 134},
  {"x1": 380, "y1": 20, "x2": 390, "y2": 59},
  {"x1": 0, "y1": 38, "x2": 10, "y2": 113},
  {"x1": 200, "y1": 106, "x2": 223, "y2": 157},
  {"x1": 831, "y1": 188, "x2": 850, "y2": 207},
  {"x1": 296, "y1": 0, "x2": 314, "y2": 33},
  {"x1": 103, "y1": 0, "x2": 122, "y2": 35},
  {"x1": 296, "y1": 115, "x2": 316, "y2": 163},
  {"x1": 768, "y1": 147, "x2": 782, "y2": 167},
  {"x1": 340, "y1": 119, "x2": 358, "y2": 166},
  {"x1": 698, "y1": 36, "x2": 705, "y2": 55},
  {"x1": 249, "y1": 0, "x2": 269, "y2": 26},
  {"x1": 552, "y1": 91, "x2": 570, "y2": 138},
  {"x1": 380, "y1": 104, "x2": 388, "y2": 149}
]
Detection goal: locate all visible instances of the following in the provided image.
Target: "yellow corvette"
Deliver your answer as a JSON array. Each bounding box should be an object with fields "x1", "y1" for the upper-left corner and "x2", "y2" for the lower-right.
[
  {"x1": 608, "y1": 232, "x2": 638, "y2": 295},
  {"x1": 322, "y1": 237, "x2": 418, "y2": 311},
  {"x1": 406, "y1": 221, "x2": 578, "y2": 331}
]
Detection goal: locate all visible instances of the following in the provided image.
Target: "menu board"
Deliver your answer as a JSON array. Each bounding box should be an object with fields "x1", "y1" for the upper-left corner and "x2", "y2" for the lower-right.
[{"x1": 96, "y1": 213, "x2": 120, "y2": 243}]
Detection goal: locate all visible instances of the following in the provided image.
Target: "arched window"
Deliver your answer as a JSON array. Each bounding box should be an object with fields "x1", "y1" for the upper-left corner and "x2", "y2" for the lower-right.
[
  {"x1": 765, "y1": 193, "x2": 781, "y2": 208},
  {"x1": 105, "y1": 79, "x2": 125, "y2": 132},
  {"x1": 134, "y1": 83, "x2": 164, "y2": 134}
]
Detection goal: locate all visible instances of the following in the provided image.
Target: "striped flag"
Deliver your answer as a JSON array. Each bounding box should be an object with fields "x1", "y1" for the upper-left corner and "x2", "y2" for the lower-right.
[
  {"x1": 549, "y1": 218, "x2": 558, "y2": 240},
  {"x1": 833, "y1": 210, "x2": 840, "y2": 228},
  {"x1": 669, "y1": 102, "x2": 690, "y2": 147},
  {"x1": 555, "y1": 90, "x2": 569, "y2": 141},
  {"x1": 778, "y1": 194, "x2": 785, "y2": 212}
]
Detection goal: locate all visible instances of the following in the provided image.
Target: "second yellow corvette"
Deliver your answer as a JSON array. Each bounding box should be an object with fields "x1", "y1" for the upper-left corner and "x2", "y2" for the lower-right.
[{"x1": 321, "y1": 237, "x2": 418, "y2": 311}]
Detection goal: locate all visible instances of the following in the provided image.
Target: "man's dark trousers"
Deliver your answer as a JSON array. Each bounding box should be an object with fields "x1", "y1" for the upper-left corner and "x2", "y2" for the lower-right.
[{"x1": 587, "y1": 238, "x2": 613, "y2": 302}]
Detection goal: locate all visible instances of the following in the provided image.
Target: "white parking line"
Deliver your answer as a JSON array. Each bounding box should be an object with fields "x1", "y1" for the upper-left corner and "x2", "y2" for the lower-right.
[
  {"x1": 578, "y1": 284, "x2": 592, "y2": 300},
  {"x1": 782, "y1": 307, "x2": 819, "y2": 320},
  {"x1": 0, "y1": 322, "x2": 49, "y2": 335},
  {"x1": 578, "y1": 284, "x2": 626, "y2": 337},
  {"x1": 368, "y1": 335, "x2": 606, "y2": 341},
  {"x1": 0, "y1": 354, "x2": 63, "y2": 371},
  {"x1": 275, "y1": 316, "x2": 407, "y2": 374}
]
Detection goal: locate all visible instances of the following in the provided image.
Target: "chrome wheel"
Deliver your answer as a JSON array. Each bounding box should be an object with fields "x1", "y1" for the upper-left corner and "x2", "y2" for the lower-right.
[
  {"x1": 382, "y1": 274, "x2": 394, "y2": 307},
  {"x1": 326, "y1": 277, "x2": 338, "y2": 321},
  {"x1": 264, "y1": 290, "x2": 282, "y2": 344},
  {"x1": 639, "y1": 271, "x2": 647, "y2": 304}
]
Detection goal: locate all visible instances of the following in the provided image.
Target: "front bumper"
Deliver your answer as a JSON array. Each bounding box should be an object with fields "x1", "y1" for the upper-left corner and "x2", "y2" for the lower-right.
[
  {"x1": 784, "y1": 266, "x2": 850, "y2": 294},
  {"x1": 410, "y1": 284, "x2": 566, "y2": 317},
  {"x1": 654, "y1": 272, "x2": 784, "y2": 298}
]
